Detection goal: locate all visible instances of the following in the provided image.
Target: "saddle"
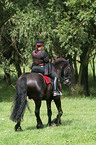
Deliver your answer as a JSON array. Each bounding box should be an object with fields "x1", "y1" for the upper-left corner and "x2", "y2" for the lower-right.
[
  {"x1": 40, "y1": 74, "x2": 52, "y2": 84},
  {"x1": 40, "y1": 74, "x2": 62, "y2": 91}
]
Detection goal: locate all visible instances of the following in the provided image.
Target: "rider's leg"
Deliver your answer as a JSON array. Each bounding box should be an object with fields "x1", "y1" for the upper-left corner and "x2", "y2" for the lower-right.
[
  {"x1": 31, "y1": 66, "x2": 45, "y2": 75},
  {"x1": 49, "y1": 72, "x2": 62, "y2": 96}
]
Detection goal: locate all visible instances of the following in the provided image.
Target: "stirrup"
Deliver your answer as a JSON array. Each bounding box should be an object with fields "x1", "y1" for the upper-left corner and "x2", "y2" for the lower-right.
[{"x1": 53, "y1": 90, "x2": 62, "y2": 96}]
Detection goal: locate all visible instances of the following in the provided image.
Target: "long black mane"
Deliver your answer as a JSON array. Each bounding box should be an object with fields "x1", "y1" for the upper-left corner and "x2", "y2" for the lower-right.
[{"x1": 52, "y1": 58, "x2": 69, "y2": 65}]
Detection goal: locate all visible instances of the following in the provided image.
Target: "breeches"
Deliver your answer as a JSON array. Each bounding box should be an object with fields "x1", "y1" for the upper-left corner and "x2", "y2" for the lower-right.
[{"x1": 48, "y1": 72, "x2": 58, "y2": 79}]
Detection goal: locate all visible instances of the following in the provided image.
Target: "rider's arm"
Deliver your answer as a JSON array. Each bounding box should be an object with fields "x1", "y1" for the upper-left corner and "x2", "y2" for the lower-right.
[{"x1": 40, "y1": 51, "x2": 49, "y2": 63}]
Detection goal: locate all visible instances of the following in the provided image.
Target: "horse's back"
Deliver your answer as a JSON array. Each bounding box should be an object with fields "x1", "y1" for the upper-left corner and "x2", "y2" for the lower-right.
[
  {"x1": 18, "y1": 72, "x2": 44, "y2": 83},
  {"x1": 27, "y1": 73, "x2": 46, "y2": 89},
  {"x1": 18, "y1": 73, "x2": 46, "y2": 100}
]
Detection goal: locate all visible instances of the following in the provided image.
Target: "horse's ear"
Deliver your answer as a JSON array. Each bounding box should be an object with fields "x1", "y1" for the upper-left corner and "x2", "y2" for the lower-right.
[
  {"x1": 67, "y1": 55, "x2": 72, "y2": 64},
  {"x1": 66, "y1": 59, "x2": 69, "y2": 64}
]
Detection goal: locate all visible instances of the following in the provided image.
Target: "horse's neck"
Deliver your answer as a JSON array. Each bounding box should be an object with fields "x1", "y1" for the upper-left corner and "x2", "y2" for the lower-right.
[{"x1": 54, "y1": 62, "x2": 64, "y2": 76}]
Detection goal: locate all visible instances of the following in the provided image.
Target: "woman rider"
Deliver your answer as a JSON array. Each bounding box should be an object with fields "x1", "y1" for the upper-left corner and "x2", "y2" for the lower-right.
[{"x1": 30, "y1": 40, "x2": 62, "y2": 96}]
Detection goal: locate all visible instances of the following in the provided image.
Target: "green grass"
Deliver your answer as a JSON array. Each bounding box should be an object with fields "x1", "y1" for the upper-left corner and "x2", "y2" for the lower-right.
[
  {"x1": 0, "y1": 79, "x2": 15, "y2": 102},
  {"x1": 0, "y1": 64, "x2": 96, "y2": 144},
  {"x1": 0, "y1": 97, "x2": 96, "y2": 145}
]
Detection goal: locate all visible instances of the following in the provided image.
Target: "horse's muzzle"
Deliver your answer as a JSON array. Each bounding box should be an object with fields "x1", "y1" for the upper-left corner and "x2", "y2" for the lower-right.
[{"x1": 63, "y1": 78, "x2": 71, "y2": 86}]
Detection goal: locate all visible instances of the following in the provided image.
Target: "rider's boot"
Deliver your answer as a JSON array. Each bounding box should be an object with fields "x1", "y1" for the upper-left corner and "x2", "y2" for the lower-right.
[{"x1": 53, "y1": 77, "x2": 62, "y2": 96}]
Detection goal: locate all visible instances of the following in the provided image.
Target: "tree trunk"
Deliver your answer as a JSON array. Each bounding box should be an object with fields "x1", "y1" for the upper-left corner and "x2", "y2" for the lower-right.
[
  {"x1": 92, "y1": 57, "x2": 95, "y2": 81},
  {"x1": 4, "y1": 68, "x2": 11, "y2": 85},
  {"x1": 73, "y1": 52, "x2": 78, "y2": 83},
  {"x1": 14, "y1": 52, "x2": 22, "y2": 78},
  {"x1": 79, "y1": 63, "x2": 89, "y2": 95},
  {"x1": 78, "y1": 48, "x2": 90, "y2": 96},
  {"x1": 15, "y1": 62, "x2": 22, "y2": 78}
]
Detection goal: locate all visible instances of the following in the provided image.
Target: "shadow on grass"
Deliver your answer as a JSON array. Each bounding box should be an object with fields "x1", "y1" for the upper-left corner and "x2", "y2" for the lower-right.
[
  {"x1": 25, "y1": 126, "x2": 38, "y2": 131},
  {"x1": 62, "y1": 119, "x2": 73, "y2": 126},
  {"x1": 24, "y1": 119, "x2": 73, "y2": 131}
]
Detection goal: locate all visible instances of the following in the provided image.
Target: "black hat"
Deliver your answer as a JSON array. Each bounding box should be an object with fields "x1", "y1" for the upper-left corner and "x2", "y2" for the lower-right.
[{"x1": 36, "y1": 40, "x2": 45, "y2": 47}]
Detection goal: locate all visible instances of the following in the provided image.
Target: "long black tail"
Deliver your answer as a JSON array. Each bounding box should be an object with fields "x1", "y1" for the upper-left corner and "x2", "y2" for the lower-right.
[{"x1": 10, "y1": 76, "x2": 27, "y2": 123}]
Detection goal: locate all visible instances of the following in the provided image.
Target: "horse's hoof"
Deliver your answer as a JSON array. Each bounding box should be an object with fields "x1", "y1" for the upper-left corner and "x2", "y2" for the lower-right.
[
  {"x1": 37, "y1": 124, "x2": 44, "y2": 129},
  {"x1": 51, "y1": 123, "x2": 57, "y2": 127},
  {"x1": 47, "y1": 122, "x2": 56, "y2": 127},
  {"x1": 47, "y1": 123, "x2": 52, "y2": 127},
  {"x1": 15, "y1": 126, "x2": 23, "y2": 131},
  {"x1": 51, "y1": 118, "x2": 61, "y2": 125}
]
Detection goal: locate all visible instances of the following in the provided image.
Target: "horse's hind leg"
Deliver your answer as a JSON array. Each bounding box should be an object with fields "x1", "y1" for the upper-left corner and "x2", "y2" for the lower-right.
[
  {"x1": 52, "y1": 96, "x2": 63, "y2": 125},
  {"x1": 15, "y1": 122, "x2": 22, "y2": 131},
  {"x1": 35, "y1": 100, "x2": 44, "y2": 129},
  {"x1": 46, "y1": 99, "x2": 52, "y2": 126}
]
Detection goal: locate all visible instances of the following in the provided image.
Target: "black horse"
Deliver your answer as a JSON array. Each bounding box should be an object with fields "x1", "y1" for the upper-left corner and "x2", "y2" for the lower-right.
[{"x1": 10, "y1": 58, "x2": 74, "y2": 131}]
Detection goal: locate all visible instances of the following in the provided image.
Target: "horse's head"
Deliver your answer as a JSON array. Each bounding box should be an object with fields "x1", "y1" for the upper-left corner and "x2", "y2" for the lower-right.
[
  {"x1": 61, "y1": 59, "x2": 74, "y2": 86},
  {"x1": 53, "y1": 58, "x2": 74, "y2": 86},
  {"x1": 61, "y1": 63, "x2": 71, "y2": 86}
]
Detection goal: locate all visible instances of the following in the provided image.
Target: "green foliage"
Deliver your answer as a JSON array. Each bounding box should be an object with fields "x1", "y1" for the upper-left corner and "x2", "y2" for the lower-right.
[
  {"x1": 1, "y1": 0, "x2": 96, "y2": 59},
  {"x1": 1, "y1": 0, "x2": 96, "y2": 55},
  {"x1": 54, "y1": 0, "x2": 96, "y2": 57},
  {"x1": 0, "y1": 0, "x2": 96, "y2": 94}
]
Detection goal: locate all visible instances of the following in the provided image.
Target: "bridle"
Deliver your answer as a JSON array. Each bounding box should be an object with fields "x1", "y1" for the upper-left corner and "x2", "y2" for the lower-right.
[{"x1": 61, "y1": 63, "x2": 72, "y2": 86}]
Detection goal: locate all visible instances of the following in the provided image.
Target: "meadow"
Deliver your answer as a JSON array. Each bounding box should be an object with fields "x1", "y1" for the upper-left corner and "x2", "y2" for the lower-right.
[
  {"x1": 0, "y1": 97, "x2": 96, "y2": 145},
  {"x1": 0, "y1": 65, "x2": 96, "y2": 145}
]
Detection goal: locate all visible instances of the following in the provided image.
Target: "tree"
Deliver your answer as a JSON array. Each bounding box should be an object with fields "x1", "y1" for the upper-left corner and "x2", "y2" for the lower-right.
[
  {"x1": 52, "y1": 0, "x2": 96, "y2": 95},
  {"x1": 0, "y1": 0, "x2": 96, "y2": 95},
  {"x1": 0, "y1": 0, "x2": 51, "y2": 83}
]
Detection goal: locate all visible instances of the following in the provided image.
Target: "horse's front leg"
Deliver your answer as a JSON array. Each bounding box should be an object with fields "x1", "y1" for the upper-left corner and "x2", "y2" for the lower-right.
[
  {"x1": 52, "y1": 96, "x2": 63, "y2": 125},
  {"x1": 46, "y1": 99, "x2": 52, "y2": 126},
  {"x1": 35, "y1": 100, "x2": 44, "y2": 129}
]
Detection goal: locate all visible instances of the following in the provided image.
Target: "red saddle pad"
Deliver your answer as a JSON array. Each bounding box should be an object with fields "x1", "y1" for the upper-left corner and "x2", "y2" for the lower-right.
[{"x1": 41, "y1": 75, "x2": 51, "y2": 84}]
